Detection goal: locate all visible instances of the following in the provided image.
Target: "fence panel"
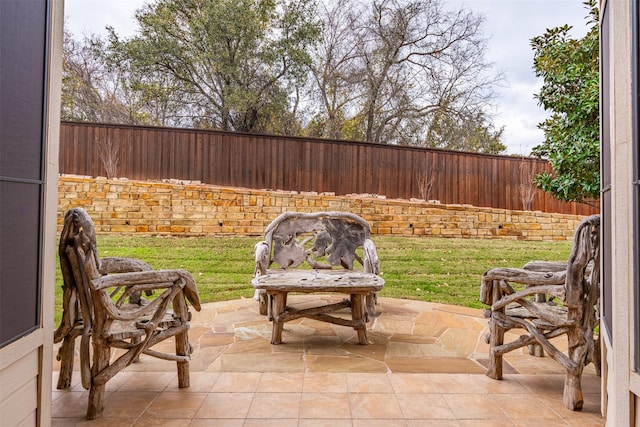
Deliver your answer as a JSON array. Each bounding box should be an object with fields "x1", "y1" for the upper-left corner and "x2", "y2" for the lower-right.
[{"x1": 58, "y1": 121, "x2": 598, "y2": 216}]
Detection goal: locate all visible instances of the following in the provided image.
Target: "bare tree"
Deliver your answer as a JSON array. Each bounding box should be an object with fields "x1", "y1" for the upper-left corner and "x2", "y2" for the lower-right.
[
  {"x1": 416, "y1": 155, "x2": 437, "y2": 201},
  {"x1": 352, "y1": 0, "x2": 500, "y2": 145},
  {"x1": 62, "y1": 29, "x2": 139, "y2": 124},
  {"x1": 62, "y1": 26, "x2": 200, "y2": 127},
  {"x1": 518, "y1": 158, "x2": 538, "y2": 211},
  {"x1": 306, "y1": 0, "x2": 365, "y2": 139},
  {"x1": 95, "y1": 133, "x2": 121, "y2": 179}
]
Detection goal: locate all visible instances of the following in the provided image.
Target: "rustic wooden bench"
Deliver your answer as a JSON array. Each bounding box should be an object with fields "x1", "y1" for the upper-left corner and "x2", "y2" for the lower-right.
[{"x1": 251, "y1": 212, "x2": 384, "y2": 344}]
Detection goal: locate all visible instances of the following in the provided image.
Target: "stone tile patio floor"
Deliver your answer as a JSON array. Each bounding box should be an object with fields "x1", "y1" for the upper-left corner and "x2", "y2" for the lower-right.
[{"x1": 52, "y1": 295, "x2": 604, "y2": 426}]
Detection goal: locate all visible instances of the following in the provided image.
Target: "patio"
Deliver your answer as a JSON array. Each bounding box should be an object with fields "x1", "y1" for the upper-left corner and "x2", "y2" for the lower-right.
[{"x1": 52, "y1": 295, "x2": 604, "y2": 426}]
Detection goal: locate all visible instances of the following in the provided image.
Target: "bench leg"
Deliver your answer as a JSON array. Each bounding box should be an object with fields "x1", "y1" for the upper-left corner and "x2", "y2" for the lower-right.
[
  {"x1": 351, "y1": 294, "x2": 369, "y2": 345},
  {"x1": 365, "y1": 293, "x2": 379, "y2": 318},
  {"x1": 259, "y1": 290, "x2": 268, "y2": 316},
  {"x1": 271, "y1": 292, "x2": 287, "y2": 345}
]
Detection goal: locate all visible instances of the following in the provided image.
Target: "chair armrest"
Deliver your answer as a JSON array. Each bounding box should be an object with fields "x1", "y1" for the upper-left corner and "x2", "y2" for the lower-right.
[
  {"x1": 100, "y1": 257, "x2": 152, "y2": 274},
  {"x1": 480, "y1": 267, "x2": 566, "y2": 305},
  {"x1": 483, "y1": 267, "x2": 566, "y2": 285},
  {"x1": 92, "y1": 269, "x2": 201, "y2": 311},
  {"x1": 523, "y1": 261, "x2": 567, "y2": 272}
]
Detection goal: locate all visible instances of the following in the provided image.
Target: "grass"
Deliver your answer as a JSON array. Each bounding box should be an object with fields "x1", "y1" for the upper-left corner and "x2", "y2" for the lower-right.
[{"x1": 54, "y1": 235, "x2": 572, "y2": 324}]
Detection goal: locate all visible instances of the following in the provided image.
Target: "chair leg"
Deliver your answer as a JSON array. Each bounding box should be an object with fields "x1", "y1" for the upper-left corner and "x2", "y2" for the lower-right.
[
  {"x1": 563, "y1": 371, "x2": 584, "y2": 411},
  {"x1": 528, "y1": 343, "x2": 544, "y2": 357},
  {"x1": 174, "y1": 296, "x2": 191, "y2": 388},
  {"x1": 86, "y1": 384, "x2": 106, "y2": 420},
  {"x1": 132, "y1": 336, "x2": 142, "y2": 363},
  {"x1": 487, "y1": 318, "x2": 505, "y2": 380},
  {"x1": 56, "y1": 335, "x2": 77, "y2": 389},
  {"x1": 487, "y1": 280, "x2": 505, "y2": 380},
  {"x1": 563, "y1": 326, "x2": 586, "y2": 410},
  {"x1": 86, "y1": 342, "x2": 111, "y2": 420},
  {"x1": 175, "y1": 331, "x2": 190, "y2": 388},
  {"x1": 593, "y1": 336, "x2": 602, "y2": 376}
]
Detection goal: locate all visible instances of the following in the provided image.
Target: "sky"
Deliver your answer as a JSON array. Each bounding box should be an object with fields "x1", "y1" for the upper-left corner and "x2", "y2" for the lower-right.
[{"x1": 64, "y1": 0, "x2": 592, "y2": 155}]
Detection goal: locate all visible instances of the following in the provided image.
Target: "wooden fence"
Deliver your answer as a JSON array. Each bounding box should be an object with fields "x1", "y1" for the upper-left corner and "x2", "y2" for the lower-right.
[{"x1": 59, "y1": 121, "x2": 598, "y2": 215}]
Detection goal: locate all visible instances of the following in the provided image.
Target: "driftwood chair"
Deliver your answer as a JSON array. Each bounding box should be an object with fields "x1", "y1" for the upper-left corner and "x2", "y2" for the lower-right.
[
  {"x1": 54, "y1": 208, "x2": 201, "y2": 420},
  {"x1": 252, "y1": 211, "x2": 383, "y2": 344},
  {"x1": 480, "y1": 214, "x2": 600, "y2": 411}
]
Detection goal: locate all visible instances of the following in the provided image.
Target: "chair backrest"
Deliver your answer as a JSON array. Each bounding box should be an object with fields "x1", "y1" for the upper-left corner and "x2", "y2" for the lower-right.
[
  {"x1": 59, "y1": 207, "x2": 101, "y2": 279},
  {"x1": 55, "y1": 208, "x2": 101, "y2": 342},
  {"x1": 263, "y1": 211, "x2": 372, "y2": 270},
  {"x1": 565, "y1": 214, "x2": 600, "y2": 317}
]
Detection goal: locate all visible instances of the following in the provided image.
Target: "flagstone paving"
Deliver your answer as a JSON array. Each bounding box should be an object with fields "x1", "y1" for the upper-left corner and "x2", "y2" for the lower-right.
[{"x1": 52, "y1": 295, "x2": 604, "y2": 426}]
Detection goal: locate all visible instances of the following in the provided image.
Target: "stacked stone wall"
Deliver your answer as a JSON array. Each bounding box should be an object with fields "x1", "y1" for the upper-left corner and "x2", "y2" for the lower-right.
[{"x1": 58, "y1": 175, "x2": 586, "y2": 240}]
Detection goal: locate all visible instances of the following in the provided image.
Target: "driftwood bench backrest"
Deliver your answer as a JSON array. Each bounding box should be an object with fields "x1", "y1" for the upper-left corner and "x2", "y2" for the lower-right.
[{"x1": 256, "y1": 212, "x2": 377, "y2": 273}]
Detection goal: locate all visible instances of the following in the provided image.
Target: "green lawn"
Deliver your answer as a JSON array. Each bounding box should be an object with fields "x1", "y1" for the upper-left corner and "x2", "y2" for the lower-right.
[{"x1": 54, "y1": 235, "x2": 572, "y2": 324}]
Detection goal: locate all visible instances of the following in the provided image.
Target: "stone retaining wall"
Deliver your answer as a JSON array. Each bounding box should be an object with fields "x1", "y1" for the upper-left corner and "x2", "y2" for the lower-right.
[{"x1": 57, "y1": 175, "x2": 587, "y2": 240}]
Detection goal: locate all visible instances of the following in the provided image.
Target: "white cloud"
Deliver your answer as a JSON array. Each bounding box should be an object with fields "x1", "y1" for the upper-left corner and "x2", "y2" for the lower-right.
[
  {"x1": 450, "y1": 0, "x2": 591, "y2": 154},
  {"x1": 64, "y1": 0, "x2": 145, "y2": 38}
]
